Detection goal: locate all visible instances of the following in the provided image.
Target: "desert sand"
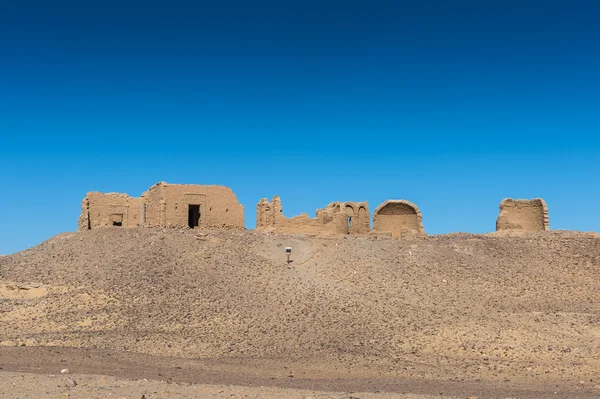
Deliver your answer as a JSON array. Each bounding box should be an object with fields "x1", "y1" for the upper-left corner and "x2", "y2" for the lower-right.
[{"x1": 1, "y1": 228, "x2": 600, "y2": 398}]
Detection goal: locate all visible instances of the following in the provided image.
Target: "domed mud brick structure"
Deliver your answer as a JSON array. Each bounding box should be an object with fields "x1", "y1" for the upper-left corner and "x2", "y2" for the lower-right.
[
  {"x1": 496, "y1": 198, "x2": 549, "y2": 232},
  {"x1": 78, "y1": 182, "x2": 244, "y2": 230},
  {"x1": 372, "y1": 200, "x2": 425, "y2": 238},
  {"x1": 256, "y1": 196, "x2": 369, "y2": 235}
]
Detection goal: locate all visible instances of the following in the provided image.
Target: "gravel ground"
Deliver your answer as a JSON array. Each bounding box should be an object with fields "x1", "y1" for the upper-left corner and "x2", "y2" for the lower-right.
[
  {"x1": 0, "y1": 370, "x2": 459, "y2": 399},
  {"x1": 0, "y1": 228, "x2": 599, "y2": 397}
]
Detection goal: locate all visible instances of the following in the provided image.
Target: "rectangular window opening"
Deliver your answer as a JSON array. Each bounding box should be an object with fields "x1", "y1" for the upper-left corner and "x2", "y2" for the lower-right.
[{"x1": 111, "y1": 214, "x2": 124, "y2": 227}]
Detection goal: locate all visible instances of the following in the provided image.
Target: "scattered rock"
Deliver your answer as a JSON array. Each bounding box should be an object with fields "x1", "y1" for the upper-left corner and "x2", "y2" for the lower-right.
[
  {"x1": 1, "y1": 228, "x2": 600, "y2": 390},
  {"x1": 61, "y1": 368, "x2": 70, "y2": 374},
  {"x1": 65, "y1": 378, "x2": 77, "y2": 387}
]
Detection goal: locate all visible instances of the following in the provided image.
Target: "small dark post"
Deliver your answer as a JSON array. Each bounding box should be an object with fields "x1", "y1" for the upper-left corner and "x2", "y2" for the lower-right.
[{"x1": 285, "y1": 247, "x2": 292, "y2": 263}]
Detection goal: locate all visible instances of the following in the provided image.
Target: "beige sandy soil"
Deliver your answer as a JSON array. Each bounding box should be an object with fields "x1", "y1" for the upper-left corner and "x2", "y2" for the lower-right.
[
  {"x1": 1, "y1": 370, "x2": 459, "y2": 399},
  {"x1": 1, "y1": 228, "x2": 600, "y2": 397}
]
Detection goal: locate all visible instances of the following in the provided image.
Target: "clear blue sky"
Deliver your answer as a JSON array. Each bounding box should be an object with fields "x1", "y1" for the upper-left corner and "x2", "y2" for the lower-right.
[{"x1": 1, "y1": 0, "x2": 599, "y2": 254}]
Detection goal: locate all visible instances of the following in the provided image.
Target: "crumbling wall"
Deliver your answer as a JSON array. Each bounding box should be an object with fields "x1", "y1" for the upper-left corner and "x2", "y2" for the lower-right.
[
  {"x1": 256, "y1": 197, "x2": 370, "y2": 235},
  {"x1": 316, "y1": 202, "x2": 370, "y2": 234},
  {"x1": 78, "y1": 192, "x2": 142, "y2": 231},
  {"x1": 496, "y1": 198, "x2": 549, "y2": 232},
  {"x1": 256, "y1": 196, "x2": 325, "y2": 234},
  {"x1": 256, "y1": 198, "x2": 272, "y2": 230},
  {"x1": 78, "y1": 196, "x2": 90, "y2": 231},
  {"x1": 140, "y1": 183, "x2": 164, "y2": 227},
  {"x1": 372, "y1": 200, "x2": 425, "y2": 238},
  {"x1": 256, "y1": 196, "x2": 284, "y2": 230},
  {"x1": 80, "y1": 182, "x2": 244, "y2": 230},
  {"x1": 142, "y1": 182, "x2": 244, "y2": 229}
]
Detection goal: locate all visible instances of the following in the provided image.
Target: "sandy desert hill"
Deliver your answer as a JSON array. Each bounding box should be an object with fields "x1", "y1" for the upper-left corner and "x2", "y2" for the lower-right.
[{"x1": 1, "y1": 228, "x2": 600, "y2": 398}]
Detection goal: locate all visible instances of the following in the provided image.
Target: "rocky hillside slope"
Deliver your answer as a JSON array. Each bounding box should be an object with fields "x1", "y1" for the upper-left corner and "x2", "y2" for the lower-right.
[{"x1": 1, "y1": 228, "x2": 599, "y2": 384}]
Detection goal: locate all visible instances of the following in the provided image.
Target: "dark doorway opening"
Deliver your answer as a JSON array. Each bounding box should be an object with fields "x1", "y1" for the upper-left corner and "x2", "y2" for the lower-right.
[
  {"x1": 347, "y1": 216, "x2": 352, "y2": 233},
  {"x1": 188, "y1": 205, "x2": 200, "y2": 228},
  {"x1": 112, "y1": 221, "x2": 122, "y2": 227}
]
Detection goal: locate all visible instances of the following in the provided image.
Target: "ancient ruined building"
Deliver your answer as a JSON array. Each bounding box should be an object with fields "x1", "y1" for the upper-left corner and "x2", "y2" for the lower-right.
[
  {"x1": 79, "y1": 183, "x2": 551, "y2": 236},
  {"x1": 496, "y1": 198, "x2": 549, "y2": 232},
  {"x1": 256, "y1": 196, "x2": 370, "y2": 235},
  {"x1": 78, "y1": 192, "x2": 143, "y2": 230},
  {"x1": 78, "y1": 182, "x2": 244, "y2": 230},
  {"x1": 372, "y1": 200, "x2": 425, "y2": 238}
]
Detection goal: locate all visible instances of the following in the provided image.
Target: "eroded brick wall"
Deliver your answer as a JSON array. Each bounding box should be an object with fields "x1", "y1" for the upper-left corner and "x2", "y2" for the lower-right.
[
  {"x1": 78, "y1": 192, "x2": 142, "y2": 231},
  {"x1": 372, "y1": 200, "x2": 425, "y2": 238},
  {"x1": 256, "y1": 197, "x2": 370, "y2": 235},
  {"x1": 316, "y1": 202, "x2": 370, "y2": 234},
  {"x1": 496, "y1": 198, "x2": 549, "y2": 232},
  {"x1": 142, "y1": 183, "x2": 244, "y2": 229},
  {"x1": 79, "y1": 182, "x2": 244, "y2": 230},
  {"x1": 256, "y1": 196, "x2": 324, "y2": 234}
]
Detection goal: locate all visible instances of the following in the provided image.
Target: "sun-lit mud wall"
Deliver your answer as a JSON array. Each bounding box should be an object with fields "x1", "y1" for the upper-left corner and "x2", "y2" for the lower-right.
[
  {"x1": 256, "y1": 198, "x2": 271, "y2": 230},
  {"x1": 256, "y1": 196, "x2": 325, "y2": 234},
  {"x1": 256, "y1": 195, "x2": 283, "y2": 230},
  {"x1": 256, "y1": 197, "x2": 370, "y2": 235},
  {"x1": 372, "y1": 200, "x2": 425, "y2": 238},
  {"x1": 316, "y1": 202, "x2": 370, "y2": 234},
  {"x1": 140, "y1": 183, "x2": 165, "y2": 227},
  {"x1": 496, "y1": 198, "x2": 549, "y2": 231},
  {"x1": 80, "y1": 182, "x2": 244, "y2": 230},
  {"x1": 78, "y1": 192, "x2": 142, "y2": 231},
  {"x1": 142, "y1": 183, "x2": 244, "y2": 229}
]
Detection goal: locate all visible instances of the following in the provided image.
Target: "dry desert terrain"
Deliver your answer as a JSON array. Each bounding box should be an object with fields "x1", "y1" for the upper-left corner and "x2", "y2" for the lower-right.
[{"x1": 1, "y1": 228, "x2": 600, "y2": 398}]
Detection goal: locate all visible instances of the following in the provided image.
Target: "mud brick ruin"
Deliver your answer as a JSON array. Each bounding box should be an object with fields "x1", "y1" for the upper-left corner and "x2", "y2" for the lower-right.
[
  {"x1": 256, "y1": 196, "x2": 370, "y2": 235},
  {"x1": 79, "y1": 182, "x2": 244, "y2": 230},
  {"x1": 78, "y1": 182, "x2": 550, "y2": 237},
  {"x1": 372, "y1": 200, "x2": 425, "y2": 238},
  {"x1": 496, "y1": 198, "x2": 550, "y2": 232}
]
